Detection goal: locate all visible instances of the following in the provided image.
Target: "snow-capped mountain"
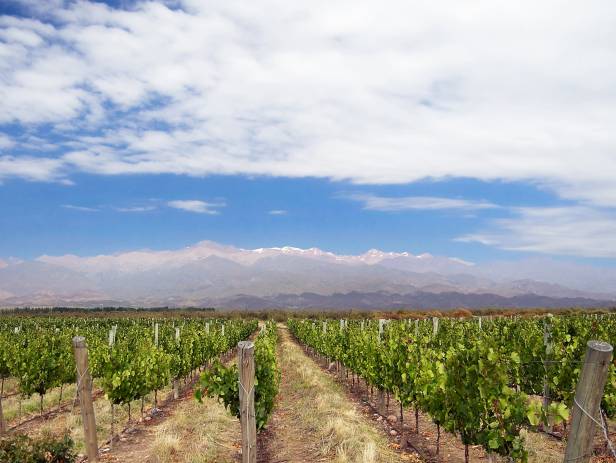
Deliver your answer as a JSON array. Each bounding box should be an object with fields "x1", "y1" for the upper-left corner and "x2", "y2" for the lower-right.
[
  {"x1": 1, "y1": 240, "x2": 615, "y2": 308},
  {"x1": 36, "y1": 240, "x2": 473, "y2": 273}
]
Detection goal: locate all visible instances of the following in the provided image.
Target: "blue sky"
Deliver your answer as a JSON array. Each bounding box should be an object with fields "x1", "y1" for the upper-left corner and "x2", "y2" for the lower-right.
[
  {"x1": 1, "y1": 0, "x2": 615, "y2": 265},
  {"x1": 0, "y1": 172, "x2": 601, "y2": 264}
]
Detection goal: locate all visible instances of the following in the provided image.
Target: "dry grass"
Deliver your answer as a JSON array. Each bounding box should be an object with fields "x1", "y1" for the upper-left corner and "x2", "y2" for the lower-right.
[
  {"x1": 2, "y1": 381, "x2": 79, "y2": 423},
  {"x1": 1, "y1": 377, "x2": 19, "y2": 395},
  {"x1": 278, "y1": 325, "x2": 400, "y2": 463},
  {"x1": 523, "y1": 429, "x2": 563, "y2": 463},
  {"x1": 28, "y1": 380, "x2": 177, "y2": 454},
  {"x1": 148, "y1": 395, "x2": 240, "y2": 463}
]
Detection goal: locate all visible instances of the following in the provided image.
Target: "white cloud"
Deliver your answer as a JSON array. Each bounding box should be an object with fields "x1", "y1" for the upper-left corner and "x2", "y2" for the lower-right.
[
  {"x1": 0, "y1": 155, "x2": 65, "y2": 182},
  {"x1": 0, "y1": 0, "x2": 614, "y2": 212},
  {"x1": 268, "y1": 209, "x2": 287, "y2": 215},
  {"x1": 167, "y1": 200, "x2": 225, "y2": 214},
  {"x1": 345, "y1": 193, "x2": 498, "y2": 212},
  {"x1": 62, "y1": 204, "x2": 99, "y2": 212},
  {"x1": 114, "y1": 205, "x2": 157, "y2": 212},
  {"x1": 0, "y1": 135, "x2": 14, "y2": 150},
  {"x1": 458, "y1": 206, "x2": 616, "y2": 258}
]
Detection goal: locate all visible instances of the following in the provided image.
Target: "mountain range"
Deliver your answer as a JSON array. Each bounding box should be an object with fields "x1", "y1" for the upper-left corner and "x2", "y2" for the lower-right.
[{"x1": 0, "y1": 240, "x2": 615, "y2": 309}]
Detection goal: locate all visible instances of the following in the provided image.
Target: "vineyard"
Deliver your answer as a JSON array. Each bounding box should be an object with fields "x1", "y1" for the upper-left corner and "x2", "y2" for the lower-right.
[
  {"x1": 0, "y1": 316, "x2": 258, "y2": 459},
  {"x1": 0, "y1": 311, "x2": 614, "y2": 463}
]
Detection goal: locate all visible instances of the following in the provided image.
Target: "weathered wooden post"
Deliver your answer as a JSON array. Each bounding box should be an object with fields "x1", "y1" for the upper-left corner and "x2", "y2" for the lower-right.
[
  {"x1": 72, "y1": 336, "x2": 99, "y2": 462},
  {"x1": 0, "y1": 377, "x2": 5, "y2": 434},
  {"x1": 338, "y1": 319, "x2": 346, "y2": 380},
  {"x1": 377, "y1": 319, "x2": 386, "y2": 414},
  {"x1": 563, "y1": 340, "x2": 613, "y2": 463},
  {"x1": 238, "y1": 341, "x2": 256, "y2": 463},
  {"x1": 543, "y1": 315, "x2": 553, "y2": 432},
  {"x1": 173, "y1": 327, "x2": 180, "y2": 399}
]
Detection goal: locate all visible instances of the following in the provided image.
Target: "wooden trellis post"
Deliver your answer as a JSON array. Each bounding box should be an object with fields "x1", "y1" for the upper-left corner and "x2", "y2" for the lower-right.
[
  {"x1": 0, "y1": 377, "x2": 5, "y2": 434},
  {"x1": 72, "y1": 336, "x2": 99, "y2": 462},
  {"x1": 543, "y1": 316, "x2": 553, "y2": 432},
  {"x1": 563, "y1": 340, "x2": 613, "y2": 463},
  {"x1": 238, "y1": 341, "x2": 256, "y2": 463},
  {"x1": 174, "y1": 327, "x2": 181, "y2": 399}
]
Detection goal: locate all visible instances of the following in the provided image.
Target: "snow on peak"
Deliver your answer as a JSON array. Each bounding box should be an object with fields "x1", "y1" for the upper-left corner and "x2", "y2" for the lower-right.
[
  {"x1": 31, "y1": 240, "x2": 474, "y2": 275},
  {"x1": 357, "y1": 248, "x2": 414, "y2": 263},
  {"x1": 448, "y1": 257, "x2": 475, "y2": 266}
]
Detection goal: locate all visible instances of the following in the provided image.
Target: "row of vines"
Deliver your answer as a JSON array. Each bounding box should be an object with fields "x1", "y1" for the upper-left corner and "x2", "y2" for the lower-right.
[
  {"x1": 0, "y1": 317, "x2": 257, "y2": 426},
  {"x1": 288, "y1": 314, "x2": 616, "y2": 462},
  {"x1": 196, "y1": 321, "x2": 281, "y2": 430}
]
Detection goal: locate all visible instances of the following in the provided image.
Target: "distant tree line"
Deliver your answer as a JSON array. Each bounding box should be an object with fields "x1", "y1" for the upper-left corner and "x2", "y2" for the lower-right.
[{"x1": 0, "y1": 305, "x2": 614, "y2": 320}]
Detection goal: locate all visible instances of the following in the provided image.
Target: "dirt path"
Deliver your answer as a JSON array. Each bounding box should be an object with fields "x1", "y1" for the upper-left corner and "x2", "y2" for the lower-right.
[{"x1": 259, "y1": 325, "x2": 417, "y2": 463}]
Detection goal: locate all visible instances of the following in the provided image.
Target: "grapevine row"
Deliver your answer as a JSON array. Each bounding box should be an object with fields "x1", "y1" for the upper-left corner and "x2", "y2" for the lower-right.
[
  {"x1": 288, "y1": 314, "x2": 616, "y2": 462},
  {"x1": 0, "y1": 317, "x2": 257, "y2": 418},
  {"x1": 196, "y1": 321, "x2": 281, "y2": 430}
]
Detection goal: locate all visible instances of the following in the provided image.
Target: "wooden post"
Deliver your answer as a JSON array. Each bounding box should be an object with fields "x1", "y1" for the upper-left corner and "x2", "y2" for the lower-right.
[
  {"x1": 174, "y1": 328, "x2": 180, "y2": 399},
  {"x1": 110, "y1": 403, "x2": 115, "y2": 449},
  {"x1": 339, "y1": 320, "x2": 346, "y2": 380},
  {"x1": 72, "y1": 336, "x2": 99, "y2": 462},
  {"x1": 377, "y1": 319, "x2": 386, "y2": 413},
  {"x1": 0, "y1": 377, "x2": 5, "y2": 434},
  {"x1": 377, "y1": 389, "x2": 386, "y2": 415},
  {"x1": 543, "y1": 316, "x2": 553, "y2": 432},
  {"x1": 563, "y1": 340, "x2": 613, "y2": 463},
  {"x1": 238, "y1": 341, "x2": 256, "y2": 463}
]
